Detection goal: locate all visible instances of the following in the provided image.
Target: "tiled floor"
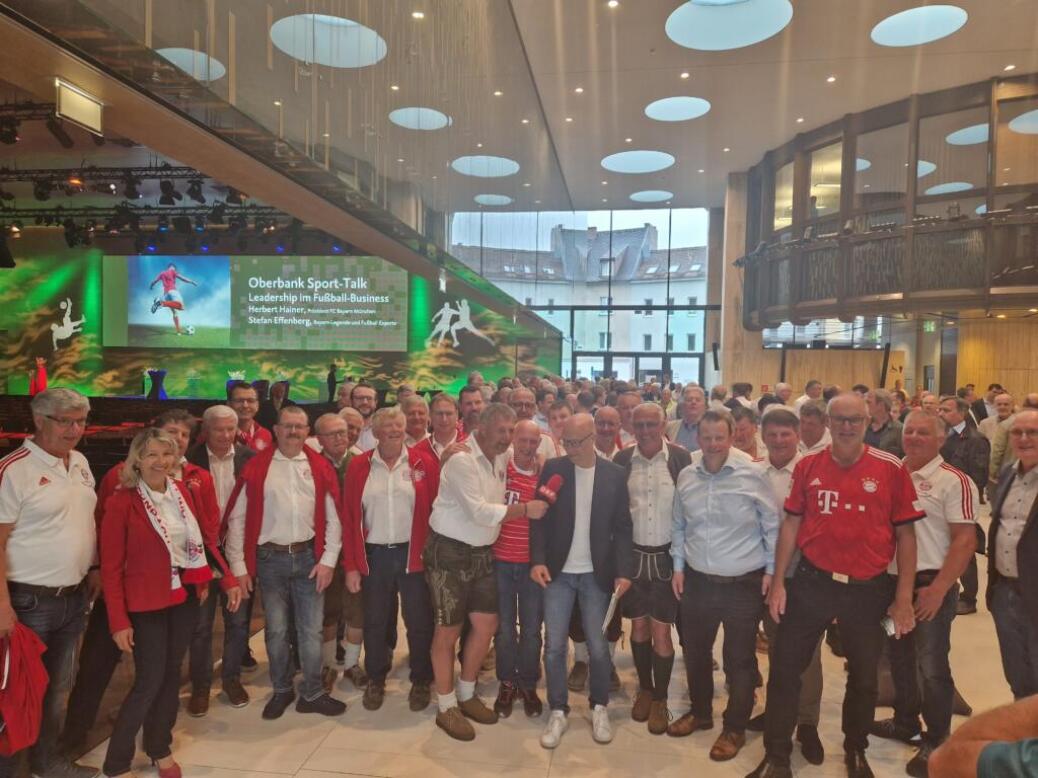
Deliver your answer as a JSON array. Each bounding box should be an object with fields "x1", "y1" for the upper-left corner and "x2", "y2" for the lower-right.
[{"x1": 81, "y1": 532, "x2": 1009, "y2": 777}]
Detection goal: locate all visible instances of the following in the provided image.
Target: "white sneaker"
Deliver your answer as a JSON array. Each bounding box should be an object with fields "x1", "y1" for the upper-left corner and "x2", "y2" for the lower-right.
[
  {"x1": 591, "y1": 704, "x2": 613, "y2": 744},
  {"x1": 540, "y1": 709, "x2": 569, "y2": 749}
]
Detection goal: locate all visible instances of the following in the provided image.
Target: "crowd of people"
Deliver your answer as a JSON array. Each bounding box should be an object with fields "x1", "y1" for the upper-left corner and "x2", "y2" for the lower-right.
[{"x1": 2, "y1": 371, "x2": 1038, "y2": 778}]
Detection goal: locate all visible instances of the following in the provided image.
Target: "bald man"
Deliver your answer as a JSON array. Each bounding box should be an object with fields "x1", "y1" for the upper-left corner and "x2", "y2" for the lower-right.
[{"x1": 593, "y1": 406, "x2": 622, "y2": 460}]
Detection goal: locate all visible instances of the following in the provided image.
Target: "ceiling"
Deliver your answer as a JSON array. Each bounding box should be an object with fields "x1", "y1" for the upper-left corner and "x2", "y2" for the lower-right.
[{"x1": 2, "y1": 0, "x2": 1036, "y2": 218}]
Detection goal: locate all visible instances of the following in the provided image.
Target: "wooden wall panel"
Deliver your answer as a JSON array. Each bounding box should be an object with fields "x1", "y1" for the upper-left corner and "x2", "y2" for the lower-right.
[
  {"x1": 957, "y1": 319, "x2": 1038, "y2": 398},
  {"x1": 782, "y1": 351, "x2": 896, "y2": 394}
]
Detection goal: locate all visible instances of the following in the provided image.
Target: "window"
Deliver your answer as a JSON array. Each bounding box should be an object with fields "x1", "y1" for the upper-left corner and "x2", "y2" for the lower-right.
[
  {"x1": 644, "y1": 298, "x2": 653, "y2": 316},
  {"x1": 666, "y1": 334, "x2": 674, "y2": 351},
  {"x1": 644, "y1": 334, "x2": 652, "y2": 350},
  {"x1": 544, "y1": 267, "x2": 554, "y2": 275},
  {"x1": 503, "y1": 264, "x2": 513, "y2": 272},
  {"x1": 645, "y1": 265, "x2": 659, "y2": 274},
  {"x1": 599, "y1": 295, "x2": 610, "y2": 316},
  {"x1": 669, "y1": 264, "x2": 679, "y2": 273},
  {"x1": 525, "y1": 297, "x2": 533, "y2": 307},
  {"x1": 598, "y1": 332, "x2": 612, "y2": 349},
  {"x1": 774, "y1": 160, "x2": 794, "y2": 231},
  {"x1": 688, "y1": 295, "x2": 698, "y2": 305},
  {"x1": 808, "y1": 141, "x2": 843, "y2": 219},
  {"x1": 523, "y1": 265, "x2": 532, "y2": 273},
  {"x1": 689, "y1": 263, "x2": 702, "y2": 272},
  {"x1": 599, "y1": 258, "x2": 612, "y2": 278},
  {"x1": 687, "y1": 333, "x2": 697, "y2": 351}
]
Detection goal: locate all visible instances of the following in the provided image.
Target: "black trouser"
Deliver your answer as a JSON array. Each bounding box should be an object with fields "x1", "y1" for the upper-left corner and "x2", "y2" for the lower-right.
[
  {"x1": 62, "y1": 598, "x2": 123, "y2": 753},
  {"x1": 763, "y1": 561, "x2": 895, "y2": 765},
  {"x1": 362, "y1": 543, "x2": 434, "y2": 684},
  {"x1": 960, "y1": 555, "x2": 978, "y2": 606},
  {"x1": 103, "y1": 597, "x2": 199, "y2": 777},
  {"x1": 680, "y1": 567, "x2": 764, "y2": 733}
]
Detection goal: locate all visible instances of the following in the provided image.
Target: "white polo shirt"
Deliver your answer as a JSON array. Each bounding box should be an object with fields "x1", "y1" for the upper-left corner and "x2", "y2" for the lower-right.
[
  {"x1": 890, "y1": 454, "x2": 978, "y2": 574},
  {"x1": 429, "y1": 434, "x2": 508, "y2": 546},
  {"x1": 362, "y1": 449, "x2": 416, "y2": 545},
  {"x1": 0, "y1": 440, "x2": 97, "y2": 586}
]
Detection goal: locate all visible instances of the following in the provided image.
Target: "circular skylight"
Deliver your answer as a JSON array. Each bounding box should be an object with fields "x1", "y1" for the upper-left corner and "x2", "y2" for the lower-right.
[
  {"x1": 388, "y1": 107, "x2": 452, "y2": 131},
  {"x1": 870, "y1": 5, "x2": 967, "y2": 48},
  {"x1": 666, "y1": 0, "x2": 792, "y2": 51},
  {"x1": 601, "y1": 150, "x2": 675, "y2": 174},
  {"x1": 474, "y1": 194, "x2": 513, "y2": 206},
  {"x1": 946, "y1": 123, "x2": 989, "y2": 145},
  {"x1": 630, "y1": 190, "x2": 674, "y2": 203},
  {"x1": 856, "y1": 158, "x2": 872, "y2": 172},
  {"x1": 156, "y1": 48, "x2": 226, "y2": 81},
  {"x1": 270, "y1": 14, "x2": 387, "y2": 68},
  {"x1": 451, "y1": 155, "x2": 521, "y2": 178},
  {"x1": 917, "y1": 160, "x2": 937, "y2": 177},
  {"x1": 645, "y1": 96, "x2": 711, "y2": 122},
  {"x1": 924, "y1": 181, "x2": 973, "y2": 195},
  {"x1": 1009, "y1": 109, "x2": 1038, "y2": 134}
]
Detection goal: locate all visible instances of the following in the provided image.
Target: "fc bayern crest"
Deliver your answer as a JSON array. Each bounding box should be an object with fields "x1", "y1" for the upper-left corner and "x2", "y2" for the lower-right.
[{"x1": 861, "y1": 477, "x2": 879, "y2": 493}]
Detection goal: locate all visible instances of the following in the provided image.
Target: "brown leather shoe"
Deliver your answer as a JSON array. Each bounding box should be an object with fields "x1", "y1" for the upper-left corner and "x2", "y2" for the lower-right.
[
  {"x1": 222, "y1": 678, "x2": 250, "y2": 708},
  {"x1": 709, "y1": 729, "x2": 746, "y2": 761},
  {"x1": 631, "y1": 689, "x2": 653, "y2": 722},
  {"x1": 343, "y1": 664, "x2": 369, "y2": 689},
  {"x1": 648, "y1": 699, "x2": 669, "y2": 735},
  {"x1": 436, "y1": 706, "x2": 476, "y2": 741},
  {"x1": 321, "y1": 666, "x2": 338, "y2": 694},
  {"x1": 494, "y1": 682, "x2": 518, "y2": 718},
  {"x1": 520, "y1": 687, "x2": 543, "y2": 717},
  {"x1": 459, "y1": 695, "x2": 499, "y2": 725},
  {"x1": 408, "y1": 680, "x2": 431, "y2": 712},
  {"x1": 187, "y1": 687, "x2": 209, "y2": 718},
  {"x1": 667, "y1": 712, "x2": 713, "y2": 737},
  {"x1": 362, "y1": 680, "x2": 386, "y2": 711}
]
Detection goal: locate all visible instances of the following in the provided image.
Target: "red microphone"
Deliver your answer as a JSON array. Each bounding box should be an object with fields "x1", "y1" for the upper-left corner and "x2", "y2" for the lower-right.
[{"x1": 537, "y1": 474, "x2": 564, "y2": 505}]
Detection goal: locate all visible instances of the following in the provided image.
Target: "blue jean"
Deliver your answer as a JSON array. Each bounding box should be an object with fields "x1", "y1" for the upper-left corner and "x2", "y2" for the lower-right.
[
  {"x1": 990, "y1": 578, "x2": 1038, "y2": 699},
  {"x1": 0, "y1": 588, "x2": 87, "y2": 777},
  {"x1": 189, "y1": 579, "x2": 254, "y2": 688},
  {"x1": 494, "y1": 561, "x2": 544, "y2": 690},
  {"x1": 256, "y1": 545, "x2": 325, "y2": 700},
  {"x1": 889, "y1": 580, "x2": 959, "y2": 744},
  {"x1": 543, "y1": 572, "x2": 612, "y2": 711}
]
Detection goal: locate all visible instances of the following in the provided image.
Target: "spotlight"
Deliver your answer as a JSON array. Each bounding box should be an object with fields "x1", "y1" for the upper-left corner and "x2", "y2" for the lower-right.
[
  {"x1": 63, "y1": 218, "x2": 79, "y2": 248},
  {"x1": 123, "y1": 174, "x2": 141, "y2": 199},
  {"x1": 208, "y1": 203, "x2": 226, "y2": 224},
  {"x1": 0, "y1": 235, "x2": 13, "y2": 268},
  {"x1": 159, "y1": 179, "x2": 182, "y2": 205},
  {"x1": 225, "y1": 188, "x2": 245, "y2": 205},
  {"x1": 0, "y1": 117, "x2": 19, "y2": 145},
  {"x1": 186, "y1": 178, "x2": 206, "y2": 204},
  {"x1": 194, "y1": 215, "x2": 206, "y2": 233},
  {"x1": 200, "y1": 240, "x2": 210, "y2": 253},
  {"x1": 227, "y1": 214, "x2": 246, "y2": 233},
  {"x1": 275, "y1": 242, "x2": 285, "y2": 253},
  {"x1": 331, "y1": 242, "x2": 343, "y2": 253},
  {"x1": 156, "y1": 216, "x2": 170, "y2": 232},
  {"x1": 172, "y1": 216, "x2": 192, "y2": 234},
  {"x1": 6, "y1": 223, "x2": 21, "y2": 239},
  {"x1": 45, "y1": 117, "x2": 74, "y2": 148},
  {"x1": 146, "y1": 240, "x2": 158, "y2": 253},
  {"x1": 33, "y1": 180, "x2": 53, "y2": 202}
]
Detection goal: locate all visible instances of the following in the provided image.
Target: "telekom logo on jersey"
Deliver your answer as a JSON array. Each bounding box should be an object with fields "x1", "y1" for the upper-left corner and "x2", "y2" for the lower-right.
[{"x1": 816, "y1": 489, "x2": 869, "y2": 514}]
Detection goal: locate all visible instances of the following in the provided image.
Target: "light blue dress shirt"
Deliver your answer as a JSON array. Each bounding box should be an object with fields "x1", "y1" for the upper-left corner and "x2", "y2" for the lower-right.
[
  {"x1": 674, "y1": 421, "x2": 700, "y2": 452},
  {"x1": 671, "y1": 450, "x2": 780, "y2": 576}
]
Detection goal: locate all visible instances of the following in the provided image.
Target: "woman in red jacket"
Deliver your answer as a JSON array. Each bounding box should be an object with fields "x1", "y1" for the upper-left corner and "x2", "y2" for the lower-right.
[{"x1": 100, "y1": 428, "x2": 241, "y2": 778}]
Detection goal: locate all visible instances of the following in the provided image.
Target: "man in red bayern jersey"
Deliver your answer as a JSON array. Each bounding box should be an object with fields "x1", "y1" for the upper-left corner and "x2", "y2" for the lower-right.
[
  {"x1": 491, "y1": 419, "x2": 544, "y2": 718},
  {"x1": 748, "y1": 392, "x2": 921, "y2": 778},
  {"x1": 149, "y1": 261, "x2": 197, "y2": 336}
]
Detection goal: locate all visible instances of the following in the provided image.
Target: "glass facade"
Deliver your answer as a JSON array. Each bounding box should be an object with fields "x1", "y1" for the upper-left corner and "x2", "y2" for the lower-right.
[{"x1": 449, "y1": 207, "x2": 711, "y2": 381}]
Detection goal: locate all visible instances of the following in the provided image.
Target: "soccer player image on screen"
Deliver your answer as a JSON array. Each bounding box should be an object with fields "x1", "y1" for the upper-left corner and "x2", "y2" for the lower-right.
[{"x1": 149, "y1": 262, "x2": 198, "y2": 336}]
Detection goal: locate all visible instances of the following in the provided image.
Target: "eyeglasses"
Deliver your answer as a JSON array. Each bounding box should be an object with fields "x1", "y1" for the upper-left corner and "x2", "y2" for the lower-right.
[
  {"x1": 830, "y1": 415, "x2": 866, "y2": 427},
  {"x1": 1010, "y1": 429, "x2": 1038, "y2": 439},
  {"x1": 44, "y1": 414, "x2": 89, "y2": 429},
  {"x1": 561, "y1": 432, "x2": 594, "y2": 449}
]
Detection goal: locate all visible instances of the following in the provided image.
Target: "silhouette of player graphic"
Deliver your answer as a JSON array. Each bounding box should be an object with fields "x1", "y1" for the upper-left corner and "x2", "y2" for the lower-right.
[
  {"x1": 428, "y1": 301, "x2": 460, "y2": 347},
  {"x1": 50, "y1": 298, "x2": 85, "y2": 351}
]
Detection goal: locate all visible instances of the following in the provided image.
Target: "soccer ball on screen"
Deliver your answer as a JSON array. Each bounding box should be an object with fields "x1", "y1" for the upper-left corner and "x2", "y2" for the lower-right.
[{"x1": 185, "y1": 325, "x2": 196, "y2": 335}]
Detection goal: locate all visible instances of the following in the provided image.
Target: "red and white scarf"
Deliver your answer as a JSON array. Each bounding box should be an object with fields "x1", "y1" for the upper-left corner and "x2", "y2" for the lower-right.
[{"x1": 137, "y1": 478, "x2": 208, "y2": 592}]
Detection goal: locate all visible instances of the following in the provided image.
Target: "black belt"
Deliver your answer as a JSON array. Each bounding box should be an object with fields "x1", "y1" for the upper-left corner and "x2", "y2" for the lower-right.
[
  {"x1": 429, "y1": 530, "x2": 492, "y2": 552},
  {"x1": 634, "y1": 543, "x2": 670, "y2": 554},
  {"x1": 9, "y1": 579, "x2": 86, "y2": 598},
  {"x1": 260, "y1": 539, "x2": 314, "y2": 554},
  {"x1": 366, "y1": 541, "x2": 409, "y2": 551},
  {"x1": 687, "y1": 566, "x2": 764, "y2": 584},
  {"x1": 799, "y1": 559, "x2": 886, "y2": 586}
]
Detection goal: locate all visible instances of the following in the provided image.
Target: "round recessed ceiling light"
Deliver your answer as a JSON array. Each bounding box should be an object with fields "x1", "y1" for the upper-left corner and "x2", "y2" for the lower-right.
[
  {"x1": 680, "y1": 71, "x2": 691, "y2": 79},
  {"x1": 630, "y1": 190, "x2": 674, "y2": 203},
  {"x1": 666, "y1": 0, "x2": 792, "y2": 51},
  {"x1": 945, "y1": 123, "x2": 989, "y2": 145},
  {"x1": 1009, "y1": 108, "x2": 1038, "y2": 134},
  {"x1": 575, "y1": 86, "x2": 584, "y2": 94},
  {"x1": 624, "y1": 137, "x2": 633, "y2": 143},
  {"x1": 155, "y1": 48, "x2": 227, "y2": 81},
  {"x1": 871, "y1": 5, "x2": 968, "y2": 47},
  {"x1": 1005, "y1": 64, "x2": 1017, "y2": 71},
  {"x1": 856, "y1": 158, "x2": 871, "y2": 172},
  {"x1": 270, "y1": 14, "x2": 387, "y2": 68},
  {"x1": 608, "y1": 0, "x2": 619, "y2": 7},
  {"x1": 826, "y1": 75, "x2": 836, "y2": 83},
  {"x1": 796, "y1": 116, "x2": 805, "y2": 123},
  {"x1": 645, "y1": 96, "x2": 711, "y2": 122},
  {"x1": 474, "y1": 194, "x2": 512, "y2": 206},
  {"x1": 917, "y1": 159, "x2": 937, "y2": 177},
  {"x1": 451, "y1": 155, "x2": 521, "y2": 177},
  {"x1": 388, "y1": 106, "x2": 452, "y2": 131},
  {"x1": 411, "y1": 10, "x2": 425, "y2": 19},
  {"x1": 924, "y1": 181, "x2": 973, "y2": 195},
  {"x1": 493, "y1": 90, "x2": 503, "y2": 97},
  {"x1": 600, "y1": 149, "x2": 675, "y2": 174}
]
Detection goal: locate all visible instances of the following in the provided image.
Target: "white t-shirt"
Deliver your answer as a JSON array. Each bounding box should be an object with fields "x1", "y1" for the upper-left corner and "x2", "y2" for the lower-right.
[
  {"x1": 0, "y1": 440, "x2": 97, "y2": 586},
  {"x1": 563, "y1": 464, "x2": 596, "y2": 574},
  {"x1": 890, "y1": 455, "x2": 978, "y2": 574}
]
